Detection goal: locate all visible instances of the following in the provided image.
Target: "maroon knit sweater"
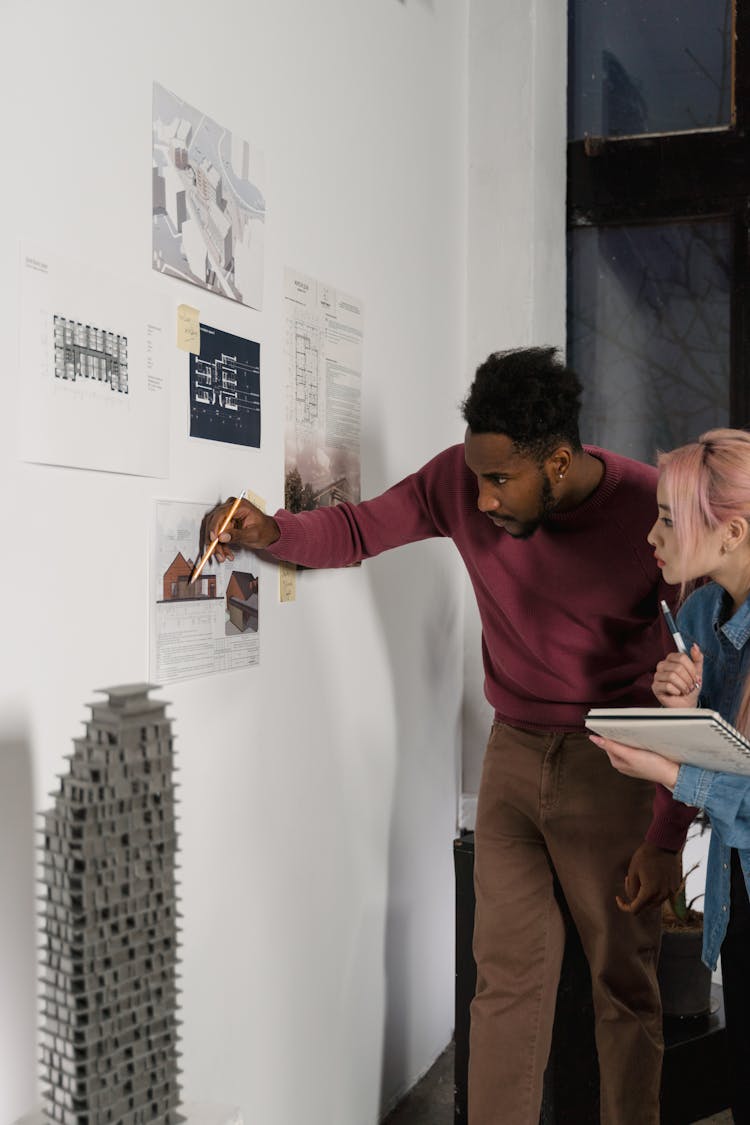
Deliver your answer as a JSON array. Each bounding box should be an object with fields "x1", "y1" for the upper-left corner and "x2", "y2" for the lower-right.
[{"x1": 269, "y1": 443, "x2": 695, "y2": 849}]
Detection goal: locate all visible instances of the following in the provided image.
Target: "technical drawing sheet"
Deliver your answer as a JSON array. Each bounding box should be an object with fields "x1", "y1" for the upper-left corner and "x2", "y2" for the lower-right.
[
  {"x1": 189, "y1": 322, "x2": 260, "y2": 448},
  {"x1": 282, "y1": 267, "x2": 363, "y2": 513},
  {"x1": 18, "y1": 243, "x2": 169, "y2": 477},
  {"x1": 150, "y1": 499, "x2": 260, "y2": 685}
]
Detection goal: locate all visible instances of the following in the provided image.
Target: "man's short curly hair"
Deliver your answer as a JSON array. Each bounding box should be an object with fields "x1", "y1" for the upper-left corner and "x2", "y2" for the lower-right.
[{"x1": 461, "y1": 346, "x2": 583, "y2": 460}]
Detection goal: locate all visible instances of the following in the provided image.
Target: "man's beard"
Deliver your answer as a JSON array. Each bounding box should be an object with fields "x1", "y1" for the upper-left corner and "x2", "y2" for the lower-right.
[{"x1": 504, "y1": 476, "x2": 556, "y2": 539}]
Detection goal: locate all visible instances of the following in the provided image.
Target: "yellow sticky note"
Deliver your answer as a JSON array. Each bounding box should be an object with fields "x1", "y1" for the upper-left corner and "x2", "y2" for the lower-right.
[
  {"x1": 246, "y1": 490, "x2": 266, "y2": 512},
  {"x1": 177, "y1": 304, "x2": 200, "y2": 353},
  {"x1": 279, "y1": 562, "x2": 296, "y2": 603}
]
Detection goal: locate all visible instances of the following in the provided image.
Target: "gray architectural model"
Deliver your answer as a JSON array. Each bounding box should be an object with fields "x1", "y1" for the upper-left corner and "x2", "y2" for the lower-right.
[{"x1": 38, "y1": 684, "x2": 182, "y2": 1125}]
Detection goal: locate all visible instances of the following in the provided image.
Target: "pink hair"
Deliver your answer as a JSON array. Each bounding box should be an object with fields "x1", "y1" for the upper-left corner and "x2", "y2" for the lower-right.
[{"x1": 658, "y1": 428, "x2": 750, "y2": 735}]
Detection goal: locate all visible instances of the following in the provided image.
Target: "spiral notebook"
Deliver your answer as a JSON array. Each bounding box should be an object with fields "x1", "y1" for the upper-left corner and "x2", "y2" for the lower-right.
[{"x1": 584, "y1": 707, "x2": 750, "y2": 777}]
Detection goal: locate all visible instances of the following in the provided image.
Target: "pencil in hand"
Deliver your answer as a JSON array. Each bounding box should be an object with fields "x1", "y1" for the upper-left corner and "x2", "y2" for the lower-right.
[
  {"x1": 660, "y1": 599, "x2": 687, "y2": 654},
  {"x1": 189, "y1": 491, "x2": 247, "y2": 584}
]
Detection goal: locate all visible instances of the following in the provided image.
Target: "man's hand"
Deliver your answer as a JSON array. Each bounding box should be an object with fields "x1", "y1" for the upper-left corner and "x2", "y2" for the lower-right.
[
  {"x1": 617, "y1": 841, "x2": 681, "y2": 915},
  {"x1": 202, "y1": 496, "x2": 281, "y2": 563}
]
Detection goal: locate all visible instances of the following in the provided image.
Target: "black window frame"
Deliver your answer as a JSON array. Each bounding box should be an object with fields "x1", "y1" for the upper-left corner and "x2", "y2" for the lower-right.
[{"x1": 567, "y1": 2, "x2": 750, "y2": 427}]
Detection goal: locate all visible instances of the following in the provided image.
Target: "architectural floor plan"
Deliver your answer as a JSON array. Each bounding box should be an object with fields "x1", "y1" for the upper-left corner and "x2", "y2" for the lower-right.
[
  {"x1": 54, "y1": 316, "x2": 129, "y2": 394},
  {"x1": 19, "y1": 244, "x2": 169, "y2": 478}
]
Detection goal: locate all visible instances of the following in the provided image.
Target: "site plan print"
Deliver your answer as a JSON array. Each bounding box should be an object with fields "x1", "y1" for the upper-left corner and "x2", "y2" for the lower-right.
[{"x1": 152, "y1": 82, "x2": 266, "y2": 310}]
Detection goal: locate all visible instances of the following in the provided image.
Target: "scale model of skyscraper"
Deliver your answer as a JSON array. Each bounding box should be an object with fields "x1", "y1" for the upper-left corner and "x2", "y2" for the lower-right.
[{"x1": 38, "y1": 684, "x2": 182, "y2": 1125}]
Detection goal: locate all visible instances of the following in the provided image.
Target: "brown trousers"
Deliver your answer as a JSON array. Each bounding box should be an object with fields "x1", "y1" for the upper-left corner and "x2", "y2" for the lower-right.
[{"x1": 469, "y1": 723, "x2": 663, "y2": 1125}]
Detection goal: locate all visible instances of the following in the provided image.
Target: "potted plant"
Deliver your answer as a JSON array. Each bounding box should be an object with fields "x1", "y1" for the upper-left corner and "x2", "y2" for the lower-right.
[{"x1": 657, "y1": 814, "x2": 711, "y2": 1018}]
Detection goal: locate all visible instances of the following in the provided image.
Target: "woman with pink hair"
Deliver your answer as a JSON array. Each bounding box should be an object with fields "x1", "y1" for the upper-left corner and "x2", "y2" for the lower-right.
[{"x1": 590, "y1": 428, "x2": 750, "y2": 1125}]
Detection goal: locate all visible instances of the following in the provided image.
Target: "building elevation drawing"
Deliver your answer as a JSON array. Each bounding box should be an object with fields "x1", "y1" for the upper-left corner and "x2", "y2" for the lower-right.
[
  {"x1": 189, "y1": 323, "x2": 260, "y2": 448},
  {"x1": 38, "y1": 684, "x2": 182, "y2": 1125},
  {"x1": 162, "y1": 551, "x2": 217, "y2": 601},
  {"x1": 152, "y1": 82, "x2": 266, "y2": 311}
]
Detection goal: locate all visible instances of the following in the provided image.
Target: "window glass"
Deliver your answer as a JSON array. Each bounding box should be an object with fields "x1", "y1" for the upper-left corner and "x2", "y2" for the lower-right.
[
  {"x1": 567, "y1": 220, "x2": 731, "y2": 463},
  {"x1": 569, "y1": 0, "x2": 733, "y2": 138}
]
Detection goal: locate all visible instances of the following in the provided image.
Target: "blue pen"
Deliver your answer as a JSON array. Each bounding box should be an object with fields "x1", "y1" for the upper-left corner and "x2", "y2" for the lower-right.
[{"x1": 660, "y1": 599, "x2": 687, "y2": 654}]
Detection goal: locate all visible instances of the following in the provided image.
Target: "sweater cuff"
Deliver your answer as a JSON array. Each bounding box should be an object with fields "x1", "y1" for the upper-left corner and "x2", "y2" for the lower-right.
[
  {"x1": 645, "y1": 783, "x2": 699, "y2": 851},
  {"x1": 266, "y1": 509, "x2": 304, "y2": 559}
]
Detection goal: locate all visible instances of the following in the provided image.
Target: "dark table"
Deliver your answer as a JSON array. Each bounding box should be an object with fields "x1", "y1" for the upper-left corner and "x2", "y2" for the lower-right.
[{"x1": 454, "y1": 833, "x2": 729, "y2": 1124}]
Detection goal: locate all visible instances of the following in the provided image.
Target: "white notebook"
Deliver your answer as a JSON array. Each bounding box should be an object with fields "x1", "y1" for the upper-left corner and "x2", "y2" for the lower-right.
[{"x1": 585, "y1": 707, "x2": 750, "y2": 777}]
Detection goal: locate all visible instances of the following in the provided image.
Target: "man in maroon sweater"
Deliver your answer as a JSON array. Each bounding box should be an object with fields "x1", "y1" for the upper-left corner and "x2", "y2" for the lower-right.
[{"x1": 205, "y1": 347, "x2": 696, "y2": 1125}]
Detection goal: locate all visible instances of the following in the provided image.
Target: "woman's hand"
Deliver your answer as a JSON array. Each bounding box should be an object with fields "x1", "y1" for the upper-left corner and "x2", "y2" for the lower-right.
[
  {"x1": 652, "y1": 643, "x2": 703, "y2": 708},
  {"x1": 589, "y1": 734, "x2": 680, "y2": 790}
]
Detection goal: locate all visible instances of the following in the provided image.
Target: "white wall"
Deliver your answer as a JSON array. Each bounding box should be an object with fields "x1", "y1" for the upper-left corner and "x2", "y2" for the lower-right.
[
  {"x1": 461, "y1": 0, "x2": 568, "y2": 805},
  {"x1": 0, "y1": 3, "x2": 468, "y2": 1123}
]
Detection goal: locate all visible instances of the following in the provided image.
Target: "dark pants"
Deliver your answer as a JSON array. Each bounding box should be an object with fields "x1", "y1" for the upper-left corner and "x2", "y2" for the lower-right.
[{"x1": 722, "y1": 849, "x2": 750, "y2": 1125}]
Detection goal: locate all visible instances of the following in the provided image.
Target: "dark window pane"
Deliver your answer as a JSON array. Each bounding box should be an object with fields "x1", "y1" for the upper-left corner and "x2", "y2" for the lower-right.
[
  {"x1": 568, "y1": 0, "x2": 733, "y2": 139},
  {"x1": 567, "y1": 221, "x2": 731, "y2": 464}
]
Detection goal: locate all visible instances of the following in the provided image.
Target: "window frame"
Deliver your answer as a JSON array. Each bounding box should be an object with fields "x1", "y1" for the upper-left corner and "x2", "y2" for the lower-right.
[{"x1": 567, "y1": 1, "x2": 750, "y2": 427}]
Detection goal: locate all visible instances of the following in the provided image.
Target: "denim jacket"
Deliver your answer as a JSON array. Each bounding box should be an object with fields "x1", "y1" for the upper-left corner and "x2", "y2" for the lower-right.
[{"x1": 671, "y1": 581, "x2": 750, "y2": 970}]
